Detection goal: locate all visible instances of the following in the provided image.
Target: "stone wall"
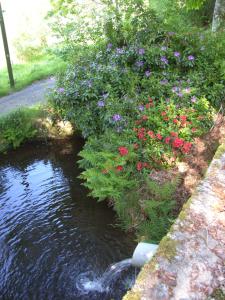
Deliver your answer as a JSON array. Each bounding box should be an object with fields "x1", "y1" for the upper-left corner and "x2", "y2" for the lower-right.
[{"x1": 124, "y1": 144, "x2": 225, "y2": 300}]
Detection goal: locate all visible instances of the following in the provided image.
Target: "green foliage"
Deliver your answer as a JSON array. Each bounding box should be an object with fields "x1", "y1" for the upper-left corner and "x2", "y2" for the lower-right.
[
  {"x1": 13, "y1": 32, "x2": 48, "y2": 62},
  {"x1": 0, "y1": 108, "x2": 44, "y2": 152},
  {"x1": 150, "y1": 0, "x2": 215, "y2": 27},
  {"x1": 48, "y1": 0, "x2": 225, "y2": 240},
  {"x1": 182, "y1": 0, "x2": 207, "y2": 10},
  {"x1": 138, "y1": 177, "x2": 178, "y2": 243}
]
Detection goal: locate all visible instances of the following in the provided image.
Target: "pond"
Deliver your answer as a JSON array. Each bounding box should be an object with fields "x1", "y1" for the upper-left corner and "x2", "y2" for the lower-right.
[{"x1": 0, "y1": 138, "x2": 137, "y2": 300}]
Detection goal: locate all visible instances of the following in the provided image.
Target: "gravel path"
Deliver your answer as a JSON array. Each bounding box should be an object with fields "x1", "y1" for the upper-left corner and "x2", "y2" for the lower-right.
[{"x1": 0, "y1": 78, "x2": 56, "y2": 116}]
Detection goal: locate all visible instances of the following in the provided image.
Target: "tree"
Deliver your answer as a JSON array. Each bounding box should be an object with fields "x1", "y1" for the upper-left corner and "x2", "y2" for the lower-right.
[
  {"x1": 212, "y1": 0, "x2": 225, "y2": 31},
  {"x1": 181, "y1": 0, "x2": 225, "y2": 30}
]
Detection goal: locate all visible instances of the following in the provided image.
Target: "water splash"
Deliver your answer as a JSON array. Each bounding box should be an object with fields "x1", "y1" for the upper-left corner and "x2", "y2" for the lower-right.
[{"x1": 76, "y1": 258, "x2": 133, "y2": 295}]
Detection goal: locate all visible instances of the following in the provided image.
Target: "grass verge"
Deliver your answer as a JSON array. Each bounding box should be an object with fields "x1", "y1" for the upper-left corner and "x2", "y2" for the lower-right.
[{"x1": 0, "y1": 54, "x2": 66, "y2": 97}]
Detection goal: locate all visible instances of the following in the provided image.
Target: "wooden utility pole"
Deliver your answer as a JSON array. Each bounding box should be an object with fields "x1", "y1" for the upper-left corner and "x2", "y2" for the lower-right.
[{"x1": 0, "y1": 1, "x2": 14, "y2": 88}]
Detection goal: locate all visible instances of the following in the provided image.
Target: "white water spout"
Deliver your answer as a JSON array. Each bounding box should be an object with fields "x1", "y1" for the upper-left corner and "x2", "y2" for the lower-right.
[{"x1": 131, "y1": 242, "x2": 158, "y2": 267}]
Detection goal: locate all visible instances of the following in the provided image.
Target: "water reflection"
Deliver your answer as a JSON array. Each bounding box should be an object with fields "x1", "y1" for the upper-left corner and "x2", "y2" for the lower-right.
[{"x1": 0, "y1": 139, "x2": 136, "y2": 300}]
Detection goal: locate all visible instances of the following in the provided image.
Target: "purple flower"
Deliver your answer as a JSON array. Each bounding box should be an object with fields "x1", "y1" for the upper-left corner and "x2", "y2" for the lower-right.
[
  {"x1": 160, "y1": 79, "x2": 168, "y2": 85},
  {"x1": 191, "y1": 96, "x2": 197, "y2": 103},
  {"x1": 107, "y1": 43, "x2": 113, "y2": 49},
  {"x1": 58, "y1": 87, "x2": 65, "y2": 93},
  {"x1": 138, "y1": 105, "x2": 144, "y2": 111},
  {"x1": 168, "y1": 32, "x2": 175, "y2": 36},
  {"x1": 98, "y1": 100, "x2": 105, "y2": 107},
  {"x1": 188, "y1": 55, "x2": 195, "y2": 61},
  {"x1": 161, "y1": 56, "x2": 168, "y2": 64},
  {"x1": 177, "y1": 92, "x2": 183, "y2": 98},
  {"x1": 112, "y1": 114, "x2": 122, "y2": 122},
  {"x1": 172, "y1": 86, "x2": 179, "y2": 93},
  {"x1": 102, "y1": 93, "x2": 109, "y2": 99},
  {"x1": 145, "y1": 70, "x2": 151, "y2": 77},
  {"x1": 174, "y1": 51, "x2": 180, "y2": 57},
  {"x1": 138, "y1": 48, "x2": 145, "y2": 55},
  {"x1": 136, "y1": 61, "x2": 144, "y2": 67},
  {"x1": 116, "y1": 48, "x2": 124, "y2": 54},
  {"x1": 161, "y1": 46, "x2": 167, "y2": 51},
  {"x1": 184, "y1": 87, "x2": 191, "y2": 94}
]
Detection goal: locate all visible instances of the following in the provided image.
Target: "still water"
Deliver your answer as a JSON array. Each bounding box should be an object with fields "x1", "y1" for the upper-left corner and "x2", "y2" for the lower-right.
[{"x1": 0, "y1": 138, "x2": 136, "y2": 300}]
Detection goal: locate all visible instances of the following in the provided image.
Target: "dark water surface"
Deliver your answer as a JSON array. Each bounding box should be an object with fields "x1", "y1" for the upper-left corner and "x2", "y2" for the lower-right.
[{"x1": 0, "y1": 138, "x2": 136, "y2": 300}]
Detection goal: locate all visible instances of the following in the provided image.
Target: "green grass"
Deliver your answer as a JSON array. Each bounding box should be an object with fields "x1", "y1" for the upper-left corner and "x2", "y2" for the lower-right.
[{"x1": 0, "y1": 54, "x2": 66, "y2": 97}]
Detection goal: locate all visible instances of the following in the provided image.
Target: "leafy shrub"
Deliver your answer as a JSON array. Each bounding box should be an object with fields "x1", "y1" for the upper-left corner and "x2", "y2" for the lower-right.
[
  {"x1": 50, "y1": 4, "x2": 225, "y2": 241},
  {"x1": 50, "y1": 26, "x2": 224, "y2": 139},
  {"x1": 0, "y1": 108, "x2": 42, "y2": 152}
]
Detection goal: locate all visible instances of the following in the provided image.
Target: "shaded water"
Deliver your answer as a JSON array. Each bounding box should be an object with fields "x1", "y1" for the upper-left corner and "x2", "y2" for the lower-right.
[{"x1": 0, "y1": 138, "x2": 136, "y2": 300}]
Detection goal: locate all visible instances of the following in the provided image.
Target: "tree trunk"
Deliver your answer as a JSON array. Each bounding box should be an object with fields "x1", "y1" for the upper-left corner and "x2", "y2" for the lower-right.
[{"x1": 212, "y1": 0, "x2": 225, "y2": 31}]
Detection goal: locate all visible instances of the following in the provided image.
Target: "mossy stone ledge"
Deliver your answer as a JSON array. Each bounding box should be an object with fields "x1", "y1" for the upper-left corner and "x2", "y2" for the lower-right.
[{"x1": 124, "y1": 144, "x2": 225, "y2": 300}]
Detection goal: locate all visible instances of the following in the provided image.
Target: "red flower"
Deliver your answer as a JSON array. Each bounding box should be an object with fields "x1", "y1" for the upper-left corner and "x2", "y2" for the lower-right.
[
  {"x1": 136, "y1": 162, "x2": 143, "y2": 171},
  {"x1": 161, "y1": 111, "x2": 167, "y2": 116},
  {"x1": 137, "y1": 132, "x2": 145, "y2": 140},
  {"x1": 148, "y1": 97, "x2": 153, "y2": 102},
  {"x1": 192, "y1": 128, "x2": 197, "y2": 132},
  {"x1": 182, "y1": 142, "x2": 192, "y2": 154},
  {"x1": 163, "y1": 117, "x2": 169, "y2": 121},
  {"x1": 118, "y1": 146, "x2": 129, "y2": 156},
  {"x1": 116, "y1": 165, "x2": 123, "y2": 171},
  {"x1": 180, "y1": 115, "x2": 187, "y2": 122},
  {"x1": 165, "y1": 137, "x2": 171, "y2": 144},
  {"x1": 156, "y1": 133, "x2": 163, "y2": 140},
  {"x1": 142, "y1": 115, "x2": 148, "y2": 120},
  {"x1": 172, "y1": 138, "x2": 184, "y2": 148},
  {"x1": 147, "y1": 130, "x2": 155, "y2": 138},
  {"x1": 173, "y1": 119, "x2": 179, "y2": 124},
  {"x1": 170, "y1": 131, "x2": 178, "y2": 137},
  {"x1": 133, "y1": 143, "x2": 139, "y2": 150},
  {"x1": 146, "y1": 103, "x2": 151, "y2": 109},
  {"x1": 143, "y1": 162, "x2": 150, "y2": 168}
]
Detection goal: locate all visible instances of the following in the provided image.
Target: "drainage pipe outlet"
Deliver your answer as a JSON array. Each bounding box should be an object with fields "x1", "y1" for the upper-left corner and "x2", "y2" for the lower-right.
[{"x1": 131, "y1": 242, "x2": 158, "y2": 267}]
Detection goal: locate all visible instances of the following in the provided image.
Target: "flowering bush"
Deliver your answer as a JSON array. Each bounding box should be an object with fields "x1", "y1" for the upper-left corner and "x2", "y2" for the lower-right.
[
  {"x1": 49, "y1": 25, "x2": 224, "y2": 138},
  {"x1": 49, "y1": 11, "x2": 224, "y2": 241}
]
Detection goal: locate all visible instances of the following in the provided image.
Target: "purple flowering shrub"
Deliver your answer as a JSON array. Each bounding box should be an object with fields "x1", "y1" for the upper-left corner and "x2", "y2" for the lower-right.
[{"x1": 50, "y1": 26, "x2": 224, "y2": 138}]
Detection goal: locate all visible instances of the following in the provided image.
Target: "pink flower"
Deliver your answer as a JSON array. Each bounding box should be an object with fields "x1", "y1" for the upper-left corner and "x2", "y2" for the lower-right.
[
  {"x1": 116, "y1": 165, "x2": 123, "y2": 171},
  {"x1": 165, "y1": 137, "x2": 171, "y2": 144},
  {"x1": 172, "y1": 138, "x2": 184, "y2": 148},
  {"x1": 180, "y1": 115, "x2": 187, "y2": 122},
  {"x1": 182, "y1": 142, "x2": 192, "y2": 153},
  {"x1": 118, "y1": 147, "x2": 129, "y2": 156},
  {"x1": 156, "y1": 133, "x2": 163, "y2": 140},
  {"x1": 147, "y1": 131, "x2": 155, "y2": 138},
  {"x1": 170, "y1": 132, "x2": 178, "y2": 137},
  {"x1": 136, "y1": 162, "x2": 143, "y2": 171}
]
